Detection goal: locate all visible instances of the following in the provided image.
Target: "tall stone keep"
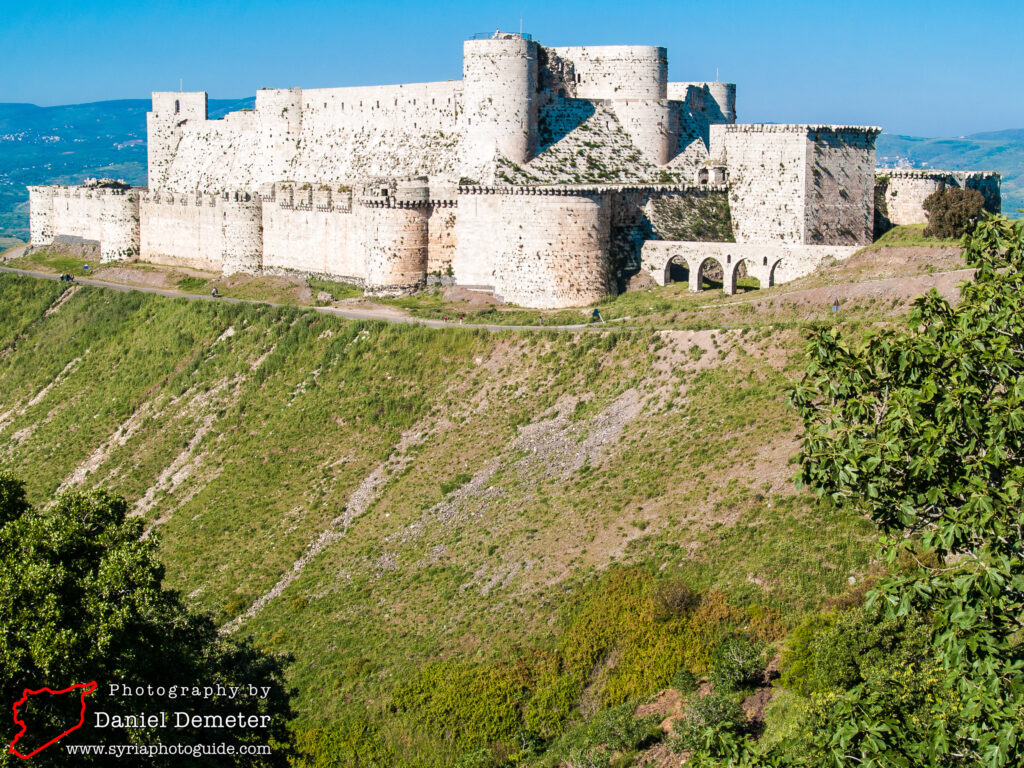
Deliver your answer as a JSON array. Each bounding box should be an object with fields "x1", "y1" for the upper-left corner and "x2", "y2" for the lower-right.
[
  {"x1": 462, "y1": 34, "x2": 539, "y2": 176},
  {"x1": 146, "y1": 92, "x2": 208, "y2": 189}
]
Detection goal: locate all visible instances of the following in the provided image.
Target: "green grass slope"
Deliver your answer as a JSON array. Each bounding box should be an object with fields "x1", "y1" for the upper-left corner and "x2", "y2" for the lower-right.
[{"x1": 0, "y1": 274, "x2": 879, "y2": 765}]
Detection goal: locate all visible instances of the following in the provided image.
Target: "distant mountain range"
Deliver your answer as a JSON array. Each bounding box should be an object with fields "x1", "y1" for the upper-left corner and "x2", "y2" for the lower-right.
[
  {"x1": 0, "y1": 99, "x2": 1020, "y2": 242},
  {"x1": 0, "y1": 98, "x2": 253, "y2": 241},
  {"x1": 877, "y1": 131, "x2": 1024, "y2": 216}
]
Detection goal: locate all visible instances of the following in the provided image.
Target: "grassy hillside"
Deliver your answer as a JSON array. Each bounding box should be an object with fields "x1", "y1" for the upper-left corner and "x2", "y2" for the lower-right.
[{"x1": 0, "y1": 269, "x2": 893, "y2": 765}]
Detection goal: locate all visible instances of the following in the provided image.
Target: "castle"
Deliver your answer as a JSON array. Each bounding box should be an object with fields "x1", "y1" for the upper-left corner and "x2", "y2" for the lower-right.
[{"x1": 27, "y1": 33, "x2": 1001, "y2": 308}]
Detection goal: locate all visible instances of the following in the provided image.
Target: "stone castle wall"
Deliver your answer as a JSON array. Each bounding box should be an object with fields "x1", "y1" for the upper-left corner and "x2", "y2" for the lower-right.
[
  {"x1": 29, "y1": 185, "x2": 139, "y2": 262},
  {"x1": 261, "y1": 186, "x2": 365, "y2": 282},
  {"x1": 139, "y1": 191, "x2": 261, "y2": 273},
  {"x1": 804, "y1": 128, "x2": 878, "y2": 244},
  {"x1": 453, "y1": 186, "x2": 613, "y2": 308},
  {"x1": 550, "y1": 46, "x2": 667, "y2": 100},
  {"x1": 711, "y1": 124, "x2": 880, "y2": 245},
  {"x1": 30, "y1": 34, "x2": 964, "y2": 309},
  {"x1": 875, "y1": 169, "x2": 1002, "y2": 227}
]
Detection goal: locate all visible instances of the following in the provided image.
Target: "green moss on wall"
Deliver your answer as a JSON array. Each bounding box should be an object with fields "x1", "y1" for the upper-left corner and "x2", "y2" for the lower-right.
[{"x1": 649, "y1": 191, "x2": 735, "y2": 242}]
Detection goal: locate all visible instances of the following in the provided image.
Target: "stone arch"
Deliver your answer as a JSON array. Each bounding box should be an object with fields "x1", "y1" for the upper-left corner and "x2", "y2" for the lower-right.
[
  {"x1": 728, "y1": 258, "x2": 761, "y2": 295},
  {"x1": 768, "y1": 258, "x2": 786, "y2": 287},
  {"x1": 664, "y1": 255, "x2": 691, "y2": 285},
  {"x1": 693, "y1": 257, "x2": 724, "y2": 292}
]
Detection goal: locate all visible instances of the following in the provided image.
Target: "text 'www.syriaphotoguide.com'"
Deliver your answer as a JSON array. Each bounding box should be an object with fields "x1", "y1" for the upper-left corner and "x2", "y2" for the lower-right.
[{"x1": 65, "y1": 743, "x2": 272, "y2": 757}]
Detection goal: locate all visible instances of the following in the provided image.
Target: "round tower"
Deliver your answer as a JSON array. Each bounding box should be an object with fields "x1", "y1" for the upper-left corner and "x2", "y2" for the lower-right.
[
  {"x1": 28, "y1": 186, "x2": 56, "y2": 246},
  {"x1": 99, "y1": 190, "x2": 140, "y2": 262},
  {"x1": 462, "y1": 34, "x2": 538, "y2": 174},
  {"x1": 220, "y1": 192, "x2": 263, "y2": 275},
  {"x1": 705, "y1": 82, "x2": 736, "y2": 124},
  {"x1": 256, "y1": 88, "x2": 303, "y2": 181},
  {"x1": 363, "y1": 180, "x2": 429, "y2": 292}
]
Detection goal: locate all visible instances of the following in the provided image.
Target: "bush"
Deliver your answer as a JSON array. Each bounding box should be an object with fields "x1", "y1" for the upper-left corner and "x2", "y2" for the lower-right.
[
  {"x1": 671, "y1": 666, "x2": 697, "y2": 693},
  {"x1": 709, "y1": 635, "x2": 765, "y2": 692},
  {"x1": 534, "y1": 701, "x2": 661, "y2": 768},
  {"x1": 670, "y1": 692, "x2": 746, "y2": 757},
  {"x1": 922, "y1": 187, "x2": 984, "y2": 238}
]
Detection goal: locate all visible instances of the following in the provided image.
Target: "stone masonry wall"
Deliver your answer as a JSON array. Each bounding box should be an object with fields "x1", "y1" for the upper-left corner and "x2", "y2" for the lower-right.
[
  {"x1": 453, "y1": 187, "x2": 613, "y2": 308},
  {"x1": 427, "y1": 204, "x2": 458, "y2": 275},
  {"x1": 876, "y1": 169, "x2": 1002, "y2": 227},
  {"x1": 549, "y1": 46, "x2": 667, "y2": 100},
  {"x1": 711, "y1": 125, "x2": 810, "y2": 243},
  {"x1": 29, "y1": 186, "x2": 140, "y2": 262},
  {"x1": 261, "y1": 189, "x2": 366, "y2": 283},
  {"x1": 153, "y1": 82, "x2": 465, "y2": 196},
  {"x1": 804, "y1": 128, "x2": 878, "y2": 245},
  {"x1": 139, "y1": 192, "x2": 261, "y2": 273},
  {"x1": 711, "y1": 124, "x2": 880, "y2": 245}
]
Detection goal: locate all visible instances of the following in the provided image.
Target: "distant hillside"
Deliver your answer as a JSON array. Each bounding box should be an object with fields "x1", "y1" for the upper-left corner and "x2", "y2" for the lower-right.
[
  {"x1": 0, "y1": 98, "x2": 253, "y2": 240},
  {"x1": 0, "y1": 98, "x2": 1019, "y2": 240},
  {"x1": 877, "y1": 131, "x2": 1024, "y2": 215}
]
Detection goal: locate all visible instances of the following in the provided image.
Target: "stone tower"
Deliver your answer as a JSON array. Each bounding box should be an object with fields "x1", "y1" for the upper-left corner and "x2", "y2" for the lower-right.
[
  {"x1": 146, "y1": 92, "x2": 208, "y2": 190},
  {"x1": 461, "y1": 33, "x2": 539, "y2": 178}
]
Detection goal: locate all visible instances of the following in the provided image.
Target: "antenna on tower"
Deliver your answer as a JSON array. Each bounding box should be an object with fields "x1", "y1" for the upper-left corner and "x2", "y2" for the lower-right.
[
  {"x1": 179, "y1": 78, "x2": 183, "y2": 92},
  {"x1": 519, "y1": 14, "x2": 523, "y2": 35},
  {"x1": 715, "y1": 67, "x2": 719, "y2": 82}
]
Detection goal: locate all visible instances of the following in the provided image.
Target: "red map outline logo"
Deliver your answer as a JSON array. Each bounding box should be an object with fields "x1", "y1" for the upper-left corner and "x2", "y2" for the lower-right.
[{"x1": 8, "y1": 681, "x2": 98, "y2": 759}]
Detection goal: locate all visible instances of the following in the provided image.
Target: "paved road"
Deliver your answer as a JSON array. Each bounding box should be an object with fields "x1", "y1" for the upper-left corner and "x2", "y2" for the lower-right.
[{"x1": 0, "y1": 265, "x2": 604, "y2": 332}]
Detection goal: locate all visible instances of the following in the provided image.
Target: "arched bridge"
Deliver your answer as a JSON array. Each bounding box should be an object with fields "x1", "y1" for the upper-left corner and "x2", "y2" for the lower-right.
[{"x1": 640, "y1": 241, "x2": 860, "y2": 295}]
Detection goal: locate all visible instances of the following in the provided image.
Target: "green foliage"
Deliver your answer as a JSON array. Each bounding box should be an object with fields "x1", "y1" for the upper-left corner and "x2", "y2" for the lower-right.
[
  {"x1": 671, "y1": 666, "x2": 697, "y2": 693},
  {"x1": 0, "y1": 474, "x2": 295, "y2": 766},
  {"x1": 306, "y1": 276, "x2": 363, "y2": 302},
  {"x1": 533, "y1": 701, "x2": 661, "y2": 768},
  {"x1": 176, "y1": 275, "x2": 209, "y2": 292},
  {"x1": 922, "y1": 187, "x2": 985, "y2": 238},
  {"x1": 648, "y1": 193, "x2": 735, "y2": 243},
  {"x1": 708, "y1": 635, "x2": 766, "y2": 692},
  {"x1": 783, "y1": 215, "x2": 1024, "y2": 766},
  {"x1": 779, "y1": 605, "x2": 931, "y2": 699},
  {"x1": 392, "y1": 661, "x2": 531, "y2": 758},
  {"x1": 670, "y1": 692, "x2": 746, "y2": 758}
]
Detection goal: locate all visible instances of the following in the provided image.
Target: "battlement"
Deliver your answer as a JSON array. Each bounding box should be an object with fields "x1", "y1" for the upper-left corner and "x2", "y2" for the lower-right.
[
  {"x1": 877, "y1": 168, "x2": 1000, "y2": 181},
  {"x1": 28, "y1": 33, "x2": 996, "y2": 309},
  {"x1": 456, "y1": 183, "x2": 725, "y2": 196},
  {"x1": 720, "y1": 124, "x2": 882, "y2": 135}
]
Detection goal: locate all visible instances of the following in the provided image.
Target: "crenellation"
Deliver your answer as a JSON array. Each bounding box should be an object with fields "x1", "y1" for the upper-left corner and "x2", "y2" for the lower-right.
[
  {"x1": 874, "y1": 169, "x2": 1001, "y2": 229},
  {"x1": 28, "y1": 32, "x2": 996, "y2": 309}
]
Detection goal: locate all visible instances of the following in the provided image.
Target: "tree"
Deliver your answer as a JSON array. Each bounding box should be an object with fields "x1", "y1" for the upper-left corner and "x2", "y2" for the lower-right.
[
  {"x1": 923, "y1": 186, "x2": 985, "y2": 239},
  {"x1": 0, "y1": 474, "x2": 296, "y2": 766},
  {"x1": 784, "y1": 214, "x2": 1024, "y2": 766}
]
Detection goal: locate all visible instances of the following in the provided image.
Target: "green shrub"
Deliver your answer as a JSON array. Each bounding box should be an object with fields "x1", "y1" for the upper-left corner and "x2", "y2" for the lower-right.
[
  {"x1": 709, "y1": 635, "x2": 766, "y2": 692},
  {"x1": 534, "y1": 701, "x2": 661, "y2": 768},
  {"x1": 922, "y1": 187, "x2": 984, "y2": 238},
  {"x1": 779, "y1": 605, "x2": 931, "y2": 698},
  {"x1": 670, "y1": 692, "x2": 746, "y2": 757},
  {"x1": 671, "y1": 667, "x2": 697, "y2": 693}
]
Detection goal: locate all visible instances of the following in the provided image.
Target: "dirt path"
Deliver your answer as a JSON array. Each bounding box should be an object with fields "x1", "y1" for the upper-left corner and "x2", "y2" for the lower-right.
[{"x1": 0, "y1": 263, "x2": 970, "y2": 334}]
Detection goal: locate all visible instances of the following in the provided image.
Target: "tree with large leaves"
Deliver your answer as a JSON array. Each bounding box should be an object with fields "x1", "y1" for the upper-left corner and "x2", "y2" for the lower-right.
[
  {"x1": 0, "y1": 475, "x2": 296, "y2": 766},
  {"x1": 685, "y1": 216, "x2": 1024, "y2": 767},
  {"x1": 784, "y1": 215, "x2": 1024, "y2": 766}
]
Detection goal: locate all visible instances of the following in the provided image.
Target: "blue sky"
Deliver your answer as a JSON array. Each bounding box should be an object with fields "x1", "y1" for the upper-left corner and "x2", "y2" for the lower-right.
[{"x1": 1, "y1": 0, "x2": 1020, "y2": 137}]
